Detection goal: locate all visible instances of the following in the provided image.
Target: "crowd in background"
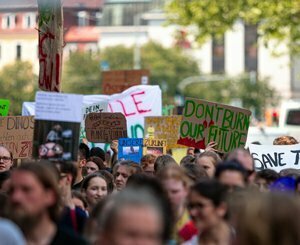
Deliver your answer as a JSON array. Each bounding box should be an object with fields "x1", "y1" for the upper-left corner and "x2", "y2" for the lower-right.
[{"x1": 0, "y1": 135, "x2": 300, "y2": 244}]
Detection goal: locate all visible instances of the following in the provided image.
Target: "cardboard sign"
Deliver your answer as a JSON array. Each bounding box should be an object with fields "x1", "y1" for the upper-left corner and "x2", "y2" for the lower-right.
[
  {"x1": 33, "y1": 92, "x2": 83, "y2": 161},
  {"x1": 102, "y1": 69, "x2": 150, "y2": 95},
  {"x1": 145, "y1": 116, "x2": 184, "y2": 149},
  {"x1": 177, "y1": 98, "x2": 252, "y2": 153},
  {"x1": 0, "y1": 100, "x2": 10, "y2": 116},
  {"x1": 118, "y1": 138, "x2": 143, "y2": 163},
  {"x1": 143, "y1": 138, "x2": 167, "y2": 156},
  {"x1": 0, "y1": 116, "x2": 34, "y2": 159},
  {"x1": 249, "y1": 144, "x2": 300, "y2": 172},
  {"x1": 85, "y1": 112, "x2": 127, "y2": 143}
]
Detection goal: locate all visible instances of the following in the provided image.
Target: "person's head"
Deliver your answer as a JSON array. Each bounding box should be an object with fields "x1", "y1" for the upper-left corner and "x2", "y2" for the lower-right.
[
  {"x1": 72, "y1": 190, "x2": 88, "y2": 211},
  {"x1": 188, "y1": 180, "x2": 228, "y2": 232},
  {"x1": 141, "y1": 154, "x2": 157, "y2": 176},
  {"x1": 273, "y1": 135, "x2": 298, "y2": 145},
  {"x1": 96, "y1": 188, "x2": 167, "y2": 245},
  {"x1": 255, "y1": 169, "x2": 279, "y2": 192},
  {"x1": 99, "y1": 170, "x2": 114, "y2": 194},
  {"x1": 8, "y1": 162, "x2": 61, "y2": 232},
  {"x1": 85, "y1": 156, "x2": 105, "y2": 176},
  {"x1": 154, "y1": 154, "x2": 177, "y2": 174},
  {"x1": 81, "y1": 173, "x2": 108, "y2": 208},
  {"x1": 55, "y1": 161, "x2": 77, "y2": 196},
  {"x1": 215, "y1": 160, "x2": 247, "y2": 190},
  {"x1": 196, "y1": 151, "x2": 221, "y2": 178},
  {"x1": 158, "y1": 165, "x2": 191, "y2": 213},
  {"x1": 279, "y1": 168, "x2": 300, "y2": 179},
  {"x1": 0, "y1": 146, "x2": 13, "y2": 173},
  {"x1": 181, "y1": 163, "x2": 208, "y2": 183},
  {"x1": 90, "y1": 147, "x2": 105, "y2": 162},
  {"x1": 113, "y1": 160, "x2": 141, "y2": 191},
  {"x1": 187, "y1": 147, "x2": 195, "y2": 156},
  {"x1": 233, "y1": 192, "x2": 300, "y2": 245},
  {"x1": 77, "y1": 143, "x2": 90, "y2": 176},
  {"x1": 226, "y1": 148, "x2": 255, "y2": 183},
  {"x1": 180, "y1": 155, "x2": 195, "y2": 166}
]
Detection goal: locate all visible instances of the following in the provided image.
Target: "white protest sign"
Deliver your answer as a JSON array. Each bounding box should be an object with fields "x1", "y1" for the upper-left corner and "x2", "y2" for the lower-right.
[
  {"x1": 35, "y1": 92, "x2": 83, "y2": 122},
  {"x1": 249, "y1": 144, "x2": 300, "y2": 172}
]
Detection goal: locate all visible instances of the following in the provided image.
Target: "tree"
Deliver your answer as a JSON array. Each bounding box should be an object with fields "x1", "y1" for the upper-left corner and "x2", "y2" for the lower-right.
[
  {"x1": 183, "y1": 75, "x2": 278, "y2": 119},
  {"x1": 0, "y1": 61, "x2": 37, "y2": 115},
  {"x1": 62, "y1": 51, "x2": 102, "y2": 94},
  {"x1": 63, "y1": 42, "x2": 200, "y2": 102},
  {"x1": 167, "y1": 0, "x2": 300, "y2": 53}
]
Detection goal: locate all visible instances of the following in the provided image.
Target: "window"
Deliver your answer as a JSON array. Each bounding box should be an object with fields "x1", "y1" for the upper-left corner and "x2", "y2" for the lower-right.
[
  {"x1": 286, "y1": 110, "x2": 300, "y2": 126},
  {"x1": 212, "y1": 36, "x2": 225, "y2": 73},
  {"x1": 16, "y1": 45, "x2": 21, "y2": 60},
  {"x1": 23, "y1": 13, "x2": 36, "y2": 29},
  {"x1": 2, "y1": 14, "x2": 16, "y2": 29},
  {"x1": 244, "y1": 25, "x2": 258, "y2": 72},
  {"x1": 78, "y1": 11, "x2": 88, "y2": 26}
]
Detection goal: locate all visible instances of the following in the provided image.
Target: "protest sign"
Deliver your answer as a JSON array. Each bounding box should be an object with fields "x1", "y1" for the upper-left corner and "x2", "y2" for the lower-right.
[
  {"x1": 177, "y1": 98, "x2": 252, "y2": 153},
  {"x1": 85, "y1": 112, "x2": 127, "y2": 143},
  {"x1": 33, "y1": 92, "x2": 83, "y2": 161},
  {"x1": 0, "y1": 116, "x2": 34, "y2": 159},
  {"x1": 145, "y1": 116, "x2": 184, "y2": 149},
  {"x1": 143, "y1": 138, "x2": 167, "y2": 156},
  {"x1": 0, "y1": 100, "x2": 10, "y2": 116},
  {"x1": 102, "y1": 69, "x2": 150, "y2": 95},
  {"x1": 118, "y1": 138, "x2": 143, "y2": 163},
  {"x1": 249, "y1": 144, "x2": 300, "y2": 172}
]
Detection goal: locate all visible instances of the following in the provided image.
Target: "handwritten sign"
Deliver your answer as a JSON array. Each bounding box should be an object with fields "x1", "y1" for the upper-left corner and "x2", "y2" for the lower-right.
[
  {"x1": 143, "y1": 138, "x2": 167, "y2": 156},
  {"x1": 85, "y1": 112, "x2": 127, "y2": 143},
  {"x1": 102, "y1": 69, "x2": 150, "y2": 95},
  {"x1": 0, "y1": 100, "x2": 10, "y2": 116},
  {"x1": 118, "y1": 138, "x2": 143, "y2": 163},
  {"x1": 145, "y1": 116, "x2": 183, "y2": 149},
  {"x1": 249, "y1": 144, "x2": 300, "y2": 172},
  {"x1": 177, "y1": 98, "x2": 252, "y2": 153},
  {"x1": 0, "y1": 116, "x2": 34, "y2": 159}
]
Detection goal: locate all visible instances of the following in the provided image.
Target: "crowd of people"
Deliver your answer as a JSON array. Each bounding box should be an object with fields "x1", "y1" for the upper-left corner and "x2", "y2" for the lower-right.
[{"x1": 0, "y1": 135, "x2": 300, "y2": 244}]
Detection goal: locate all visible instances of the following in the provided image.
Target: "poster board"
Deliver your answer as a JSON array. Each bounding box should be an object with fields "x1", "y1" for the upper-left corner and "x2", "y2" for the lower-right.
[
  {"x1": 0, "y1": 116, "x2": 34, "y2": 159},
  {"x1": 0, "y1": 100, "x2": 10, "y2": 116},
  {"x1": 143, "y1": 138, "x2": 167, "y2": 156},
  {"x1": 249, "y1": 143, "x2": 300, "y2": 172},
  {"x1": 85, "y1": 112, "x2": 127, "y2": 143},
  {"x1": 102, "y1": 69, "x2": 150, "y2": 95},
  {"x1": 145, "y1": 116, "x2": 183, "y2": 149},
  {"x1": 33, "y1": 92, "x2": 83, "y2": 161},
  {"x1": 118, "y1": 138, "x2": 143, "y2": 163},
  {"x1": 177, "y1": 98, "x2": 252, "y2": 153}
]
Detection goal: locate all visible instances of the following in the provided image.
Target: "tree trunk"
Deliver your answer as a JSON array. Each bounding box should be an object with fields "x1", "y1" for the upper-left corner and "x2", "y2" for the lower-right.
[{"x1": 37, "y1": 0, "x2": 63, "y2": 92}]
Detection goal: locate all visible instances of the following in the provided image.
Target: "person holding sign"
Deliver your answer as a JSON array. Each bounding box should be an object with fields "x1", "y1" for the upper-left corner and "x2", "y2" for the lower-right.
[{"x1": 0, "y1": 146, "x2": 13, "y2": 173}]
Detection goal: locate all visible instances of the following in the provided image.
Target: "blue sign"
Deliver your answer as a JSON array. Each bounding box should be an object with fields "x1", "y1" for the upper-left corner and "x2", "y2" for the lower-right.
[{"x1": 118, "y1": 138, "x2": 143, "y2": 163}]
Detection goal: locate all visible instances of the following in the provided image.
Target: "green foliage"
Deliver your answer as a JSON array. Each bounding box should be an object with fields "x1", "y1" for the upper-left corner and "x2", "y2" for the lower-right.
[
  {"x1": 63, "y1": 42, "x2": 200, "y2": 102},
  {"x1": 183, "y1": 75, "x2": 278, "y2": 119},
  {"x1": 167, "y1": 0, "x2": 300, "y2": 53},
  {"x1": 62, "y1": 52, "x2": 102, "y2": 94},
  {"x1": 0, "y1": 61, "x2": 37, "y2": 115}
]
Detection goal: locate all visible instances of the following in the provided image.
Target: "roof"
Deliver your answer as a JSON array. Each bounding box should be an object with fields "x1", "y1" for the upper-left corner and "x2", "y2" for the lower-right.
[
  {"x1": 0, "y1": 0, "x2": 104, "y2": 10},
  {"x1": 64, "y1": 26, "x2": 100, "y2": 43}
]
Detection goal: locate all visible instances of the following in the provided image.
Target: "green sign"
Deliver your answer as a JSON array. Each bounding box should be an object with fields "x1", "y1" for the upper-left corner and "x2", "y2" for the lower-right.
[
  {"x1": 0, "y1": 100, "x2": 10, "y2": 116},
  {"x1": 177, "y1": 98, "x2": 252, "y2": 153}
]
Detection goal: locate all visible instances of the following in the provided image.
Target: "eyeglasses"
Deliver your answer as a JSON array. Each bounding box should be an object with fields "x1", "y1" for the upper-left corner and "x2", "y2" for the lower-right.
[{"x1": 0, "y1": 156, "x2": 12, "y2": 163}]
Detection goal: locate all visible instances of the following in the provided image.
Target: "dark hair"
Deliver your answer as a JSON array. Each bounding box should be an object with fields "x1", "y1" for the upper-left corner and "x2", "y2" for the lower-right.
[
  {"x1": 13, "y1": 162, "x2": 62, "y2": 222},
  {"x1": 79, "y1": 143, "x2": 90, "y2": 160},
  {"x1": 90, "y1": 147, "x2": 105, "y2": 161},
  {"x1": 86, "y1": 156, "x2": 106, "y2": 170},
  {"x1": 81, "y1": 172, "x2": 108, "y2": 192},
  {"x1": 215, "y1": 160, "x2": 247, "y2": 181},
  {"x1": 99, "y1": 170, "x2": 114, "y2": 194},
  {"x1": 113, "y1": 160, "x2": 142, "y2": 177},
  {"x1": 256, "y1": 169, "x2": 279, "y2": 184},
  {"x1": 0, "y1": 171, "x2": 10, "y2": 189},
  {"x1": 190, "y1": 180, "x2": 228, "y2": 207},
  {"x1": 180, "y1": 155, "x2": 195, "y2": 166},
  {"x1": 182, "y1": 163, "x2": 208, "y2": 183},
  {"x1": 279, "y1": 168, "x2": 300, "y2": 179},
  {"x1": 154, "y1": 155, "x2": 177, "y2": 174},
  {"x1": 72, "y1": 190, "x2": 88, "y2": 209},
  {"x1": 56, "y1": 161, "x2": 77, "y2": 186}
]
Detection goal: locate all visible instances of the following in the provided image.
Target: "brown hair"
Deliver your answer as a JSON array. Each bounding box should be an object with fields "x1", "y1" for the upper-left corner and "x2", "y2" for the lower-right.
[
  {"x1": 113, "y1": 160, "x2": 142, "y2": 178},
  {"x1": 87, "y1": 156, "x2": 106, "y2": 170},
  {"x1": 273, "y1": 136, "x2": 298, "y2": 145},
  {"x1": 141, "y1": 154, "x2": 157, "y2": 170},
  {"x1": 196, "y1": 151, "x2": 222, "y2": 167},
  {"x1": 157, "y1": 165, "x2": 191, "y2": 188}
]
